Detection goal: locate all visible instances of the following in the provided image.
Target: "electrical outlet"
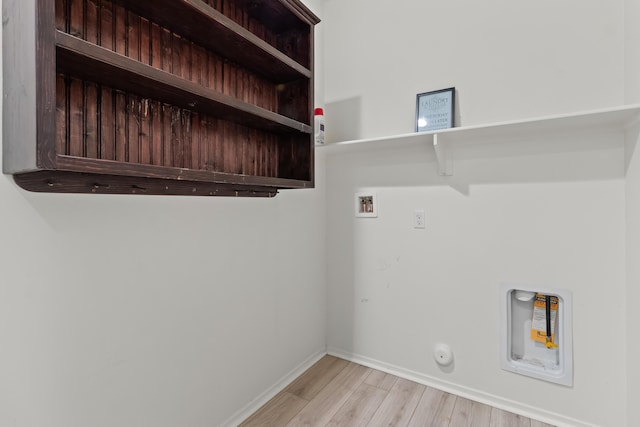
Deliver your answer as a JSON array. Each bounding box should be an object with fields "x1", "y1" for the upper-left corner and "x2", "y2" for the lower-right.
[{"x1": 413, "y1": 210, "x2": 425, "y2": 229}]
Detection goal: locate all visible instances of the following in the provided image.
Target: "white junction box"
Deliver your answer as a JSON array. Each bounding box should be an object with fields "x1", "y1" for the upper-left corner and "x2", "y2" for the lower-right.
[
  {"x1": 355, "y1": 192, "x2": 378, "y2": 218},
  {"x1": 499, "y1": 283, "x2": 573, "y2": 386}
]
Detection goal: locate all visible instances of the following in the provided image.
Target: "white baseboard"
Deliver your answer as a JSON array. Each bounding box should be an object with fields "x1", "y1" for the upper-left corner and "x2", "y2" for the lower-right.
[
  {"x1": 327, "y1": 347, "x2": 598, "y2": 427},
  {"x1": 220, "y1": 349, "x2": 327, "y2": 427}
]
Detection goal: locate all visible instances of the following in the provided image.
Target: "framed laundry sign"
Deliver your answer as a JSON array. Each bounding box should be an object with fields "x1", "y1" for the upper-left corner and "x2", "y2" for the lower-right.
[{"x1": 416, "y1": 87, "x2": 455, "y2": 132}]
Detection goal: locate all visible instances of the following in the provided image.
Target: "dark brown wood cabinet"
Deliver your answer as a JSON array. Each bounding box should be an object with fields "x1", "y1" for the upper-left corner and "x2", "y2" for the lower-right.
[{"x1": 2, "y1": 0, "x2": 319, "y2": 197}]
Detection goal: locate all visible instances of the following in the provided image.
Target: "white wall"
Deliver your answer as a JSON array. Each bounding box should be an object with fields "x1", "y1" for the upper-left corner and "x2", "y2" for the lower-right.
[
  {"x1": 325, "y1": 136, "x2": 626, "y2": 427},
  {"x1": 625, "y1": 1, "x2": 640, "y2": 426},
  {"x1": 0, "y1": 1, "x2": 326, "y2": 426},
  {"x1": 324, "y1": 0, "x2": 625, "y2": 142},
  {"x1": 324, "y1": 1, "x2": 628, "y2": 426},
  {"x1": 624, "y1": 123, "x2": 639, "y2": 427}
]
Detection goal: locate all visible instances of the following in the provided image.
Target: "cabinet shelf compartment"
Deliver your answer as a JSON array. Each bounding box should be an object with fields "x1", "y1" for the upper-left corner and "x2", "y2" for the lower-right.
[
  {"x1": 55, "y1": 0, "x2": 313, "y2": 125},
  {"x1": 60, "y1": 0, "x2": 315, "y2": 83},
  {"x1": 53, "y1": 74, "x2": 312, "y2": 181},
  {"x1": 55, "y1": 32, "x2": 312, "y2": 134}
]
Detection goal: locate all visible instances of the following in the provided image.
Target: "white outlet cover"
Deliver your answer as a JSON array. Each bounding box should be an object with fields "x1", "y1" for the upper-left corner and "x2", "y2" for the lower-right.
[{"x1": 413, "y1": 209, "x2": 425, "y2": 228}]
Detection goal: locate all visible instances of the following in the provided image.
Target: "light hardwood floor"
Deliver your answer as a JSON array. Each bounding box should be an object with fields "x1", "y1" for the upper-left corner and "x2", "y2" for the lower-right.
[{"x1": 239, "y1": 355, "x2": 555, "y2": 427}]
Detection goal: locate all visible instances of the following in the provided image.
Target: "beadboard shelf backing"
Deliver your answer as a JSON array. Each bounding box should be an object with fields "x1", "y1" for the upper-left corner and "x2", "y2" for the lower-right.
[{"x1": 2, "y1": 0, "x2": 319, "y2": 197}]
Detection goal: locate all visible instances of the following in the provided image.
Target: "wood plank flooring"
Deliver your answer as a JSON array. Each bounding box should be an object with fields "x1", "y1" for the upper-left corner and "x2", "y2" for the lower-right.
[{"x1": 239, "y1": 355, "x2": 555, "y2": 427}]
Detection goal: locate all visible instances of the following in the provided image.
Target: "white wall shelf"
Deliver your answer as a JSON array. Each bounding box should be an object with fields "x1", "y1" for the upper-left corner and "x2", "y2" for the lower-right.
[{"x1": 319, "y1": 104, "x2": 640, "y2": 176}]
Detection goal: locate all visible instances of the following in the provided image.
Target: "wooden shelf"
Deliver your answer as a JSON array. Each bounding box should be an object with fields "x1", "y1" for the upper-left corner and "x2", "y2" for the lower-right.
[
  {"x1": 55, "y1": 155, "x2": 310, "y2": 188},
  {"x1": 13, "y1": 170, "x2": 283, "y2": 197},
  {"x1": 110, "y1": 0, "x2": 315, "y2": 83},
  {"x1": 3, "y1": 0, "x2": 319, "y2": 197},
  {"x1": 320, "y1": 105, "x2": 640, "y2": 176},
  {"x1": 56, "y1": 32, "x2": 312, "y2": 135}
]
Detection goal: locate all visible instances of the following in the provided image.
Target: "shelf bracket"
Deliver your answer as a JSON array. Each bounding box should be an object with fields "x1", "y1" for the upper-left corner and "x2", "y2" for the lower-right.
[{"x1": 433, "y1": 134, "x2": 453, "y2": 176}]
